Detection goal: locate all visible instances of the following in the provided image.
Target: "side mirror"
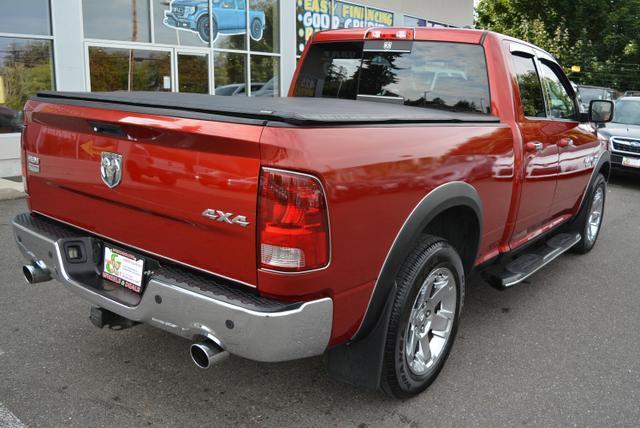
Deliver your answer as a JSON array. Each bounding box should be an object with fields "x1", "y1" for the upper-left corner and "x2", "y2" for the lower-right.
[{"x1": 590, "y1": 100, "x2": 614, "y2": 123}]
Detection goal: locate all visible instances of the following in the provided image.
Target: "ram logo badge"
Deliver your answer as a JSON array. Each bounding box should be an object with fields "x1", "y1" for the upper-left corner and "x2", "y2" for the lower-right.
[
  {"x1": 100, "y1": 152, "x2": 123, "y2": 189},
  {"x1": 202, "y1": 209, "x2": 250, "y2": 228}
]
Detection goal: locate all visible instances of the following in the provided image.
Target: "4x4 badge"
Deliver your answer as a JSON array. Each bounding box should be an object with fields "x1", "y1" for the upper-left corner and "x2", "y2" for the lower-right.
[
  {"x1": 100, "y1": 152, "x2": 123, "y2": 189},
  {"x1": 202, "y1": 209, "x2": 250, "y2": 228}
]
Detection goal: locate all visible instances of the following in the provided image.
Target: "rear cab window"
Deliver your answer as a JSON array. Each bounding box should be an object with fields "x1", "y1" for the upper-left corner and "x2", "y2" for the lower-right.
[{"x1": 293, "y1": 40, "x2": 492, "y2": 115}]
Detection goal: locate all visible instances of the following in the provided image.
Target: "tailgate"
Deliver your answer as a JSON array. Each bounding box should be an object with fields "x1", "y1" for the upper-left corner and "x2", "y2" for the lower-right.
[{"x1": 23, "y1": 100, "x2": 263, "y2": 287}]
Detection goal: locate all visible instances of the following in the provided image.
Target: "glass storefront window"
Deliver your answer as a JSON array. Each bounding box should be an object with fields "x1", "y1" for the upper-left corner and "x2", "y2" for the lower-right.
[
  {"x1": 154, "y1": 0, "x2": 210, "y2": 47},
  {"x1": 214, "y1": 51, "x2": 246, "y2": 95},
  {"x1": 83, "y1": 0, "x2": 151, "y2": 42},
  {"x1": 250, "y1": 0, "x2": 279, "y2": 53},
  {"x1": 88, "y1": 47, "x2": 172, "y2": 92},
  {"x1": 250, "y1": 55, "x2": 279, "y2": 97},
  {"x1": 365, "y1": 7, "x2": 394, "y2": 27},
  {"x1": 0, "y1": 0, "x2": 52, "y2": 36},
  {"x1": 332, "y1": 1, "x2": 365, "y2": 29},
  {"x1": 177, "y1": 52, "x2": 209, "y2": 93},
  {"x1": 0, "y1": 38, "x2": 54, "y2": 134},
  {"x1": 210, "y1": 0, "x2": 246, "y2": 50},
  {"x1": 296, "y1": 0, "x2": 331, "y2": 55}
]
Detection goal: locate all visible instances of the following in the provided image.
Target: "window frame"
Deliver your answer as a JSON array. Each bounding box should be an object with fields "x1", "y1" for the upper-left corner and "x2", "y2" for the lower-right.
[
  {"x1": 510, "y1": 42, "x2": 579, "y2": 122},
  {"x1": 536, "y1": 57, "x2": 579, "y2": 122},
  {"x1": 510, "y1": 50, "x2": 546, "y2": 120},
  {"x1": 294, "y1": 40, "x2": 493, "y2": 115}
]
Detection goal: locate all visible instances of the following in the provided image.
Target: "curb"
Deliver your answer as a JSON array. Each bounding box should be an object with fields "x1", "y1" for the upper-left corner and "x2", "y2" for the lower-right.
[{"x1": 0, "y1": 178, "x2": 26, "y2": 201}]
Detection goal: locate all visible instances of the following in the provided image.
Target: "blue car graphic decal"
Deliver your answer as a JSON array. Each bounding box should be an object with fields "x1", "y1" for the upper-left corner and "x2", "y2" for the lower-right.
[{"x1": 164, "y1": 0, "x2": 266, "y2": 44}]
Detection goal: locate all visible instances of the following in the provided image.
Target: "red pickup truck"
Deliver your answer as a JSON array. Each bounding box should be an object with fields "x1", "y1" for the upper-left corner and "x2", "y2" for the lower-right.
[{"x1": 13, "y1": 28, "x2": 613, "y2": 398}]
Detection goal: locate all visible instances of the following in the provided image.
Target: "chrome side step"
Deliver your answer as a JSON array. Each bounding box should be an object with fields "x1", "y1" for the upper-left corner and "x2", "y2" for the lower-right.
[{"x1": 483, "y1": 232, "x2": 582, "y2": 289}]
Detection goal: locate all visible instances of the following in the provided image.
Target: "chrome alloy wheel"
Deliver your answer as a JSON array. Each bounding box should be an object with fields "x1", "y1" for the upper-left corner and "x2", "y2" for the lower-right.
[
  {"x1": 404, "y1": 267, "x2": 457, "y2": 377},
  {"x1": 586, "y1": 187, "x2": 604, "y2": 244}
]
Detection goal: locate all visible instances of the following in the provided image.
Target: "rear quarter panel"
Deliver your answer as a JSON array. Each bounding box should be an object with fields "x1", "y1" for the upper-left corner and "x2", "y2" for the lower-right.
[{"x1": 259, "y1": 123, "x2": 515, "y2": 345}]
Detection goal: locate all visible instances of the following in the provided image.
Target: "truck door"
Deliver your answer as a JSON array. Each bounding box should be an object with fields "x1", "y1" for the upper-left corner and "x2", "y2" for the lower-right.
[
  {"x1": 535, "y1": 58, "x2": 600, "y2": 218},
  {"x1": 509, "y1": 48, "x2": 560, "y2": 248}
]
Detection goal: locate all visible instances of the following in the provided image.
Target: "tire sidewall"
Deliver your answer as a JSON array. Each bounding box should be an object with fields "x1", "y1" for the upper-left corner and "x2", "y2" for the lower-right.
[
  {"x1": 581, "y1": 175, "x2": 607, "y2": 251},
  {"x1": 393, "y1": 243, "x2": 464, "y2": 395},
  {"x1": 197, "y1": 15, "x2": 215, "y2": 43}
]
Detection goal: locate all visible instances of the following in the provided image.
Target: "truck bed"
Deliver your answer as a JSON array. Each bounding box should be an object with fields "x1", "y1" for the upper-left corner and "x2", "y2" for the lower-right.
[{"x1": 34, "y1": 91, "x2": 500, "y2": 126}]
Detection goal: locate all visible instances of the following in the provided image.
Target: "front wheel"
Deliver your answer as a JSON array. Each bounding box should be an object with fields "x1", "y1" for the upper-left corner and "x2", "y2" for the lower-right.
[
  {"x1": 197, "y1": 15, "x2": 213, "y2": 43},
  {"x1": 381, "y1": 236, "x2": 464, "y2": 398},
  {"x1": 572, "y1": 173, "x2": 607, "y2": 254}
]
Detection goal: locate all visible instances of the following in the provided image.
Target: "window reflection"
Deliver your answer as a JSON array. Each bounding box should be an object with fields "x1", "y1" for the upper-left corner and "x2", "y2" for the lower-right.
[
  {"x1": 294, "y1": 41, "x2": 491, "y2": 114},
  {"x1": 178, "y1": 53, "x2": 209, "y2": 93},
  {"x1": 83, "y1": 0, "x2": 151, "y2": 42},
  {"x1": 89, "y1": 47, "x2": 172, "y2": 92},
  {"x1": 539, "y1": 61, "x2": 576, "y2": 120},
  {"x1": 250, "y1": 0, "x2": 279, "y2": 53},
  {"x1": 0, "y1": 38, "x2": 53, "y2": 133},
  {"x1": 0, "y1": 0, "x2": 51, "y2": 36},
  {"x1": 250, "y1": 55, "x2": 279, "y2": 96},
  {"x1": 512, "y1": 54, "x2": 546, "y2": 118},
  {"x1": 214, "y1": 51, "x2": 247, "y2": 95}
]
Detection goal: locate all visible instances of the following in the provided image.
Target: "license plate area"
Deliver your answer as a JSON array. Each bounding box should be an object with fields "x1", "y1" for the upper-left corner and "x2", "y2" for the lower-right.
[
  {"x1": 102, "y1": 245, "x2": 146, "y2": 294},
  {"x1": 622, "y1": 157, "x2": 640, "y2": 168}
]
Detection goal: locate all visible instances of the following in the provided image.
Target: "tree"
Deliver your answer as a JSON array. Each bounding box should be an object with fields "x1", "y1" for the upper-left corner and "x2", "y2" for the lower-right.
[{"x1": 476, "y1": 0, "x2": 640, "y2": 90}]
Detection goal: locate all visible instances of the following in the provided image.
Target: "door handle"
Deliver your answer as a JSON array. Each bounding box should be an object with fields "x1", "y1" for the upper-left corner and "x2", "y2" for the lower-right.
[
  {"x1": 526, "y1": 141, "x2": 544, "y2": 152},
  {"x1": 559, "y1": 137, "x2": 575, "y2": 148}
]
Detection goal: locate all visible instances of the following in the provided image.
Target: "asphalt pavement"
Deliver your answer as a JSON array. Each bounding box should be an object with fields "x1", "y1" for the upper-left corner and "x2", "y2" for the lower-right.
[{"x1": 1, "y1": 174, "x2": 639, "y2": 427}]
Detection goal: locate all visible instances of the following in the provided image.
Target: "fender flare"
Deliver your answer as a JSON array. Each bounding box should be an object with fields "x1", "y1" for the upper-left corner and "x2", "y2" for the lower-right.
[
  {"x1": 355, "y1": 181, "x2": 483, "y2": 341},
  {"x1": 327, "y1": 182, "x2": 483, "y2": 390},
  {"x1": 578, "y1": 151, "x2": 611, "y2": 210},
  {"x1": 571, "y1": 151, "x2": 610, "y2": 226}
]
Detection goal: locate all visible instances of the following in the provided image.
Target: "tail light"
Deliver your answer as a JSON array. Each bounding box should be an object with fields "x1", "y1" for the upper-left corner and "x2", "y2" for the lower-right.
[
  {"x1": 20, "y1": 113, "x2": 28, "y2": 194},
  {"x1": 258, "y1": 168, "x2": 330, "y2": 272}
]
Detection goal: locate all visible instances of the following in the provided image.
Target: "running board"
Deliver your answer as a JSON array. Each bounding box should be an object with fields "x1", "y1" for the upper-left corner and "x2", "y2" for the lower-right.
[{"x1": 483, "y1": 233, "x2": 582, "y2": 289}]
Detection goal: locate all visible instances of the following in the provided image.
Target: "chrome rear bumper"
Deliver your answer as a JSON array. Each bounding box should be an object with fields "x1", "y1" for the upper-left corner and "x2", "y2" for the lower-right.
[{"x1": 12, "y1": 213, "x2": 333, "y2": 362}]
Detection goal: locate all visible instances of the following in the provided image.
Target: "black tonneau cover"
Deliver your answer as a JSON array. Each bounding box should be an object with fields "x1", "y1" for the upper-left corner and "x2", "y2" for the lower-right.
[{"x1": 34, "y1": 91, "x2": 499, "y2": 126}]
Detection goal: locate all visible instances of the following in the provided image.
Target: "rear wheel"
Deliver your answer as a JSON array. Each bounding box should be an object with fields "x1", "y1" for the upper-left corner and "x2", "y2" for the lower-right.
[
  {"x1": 381, "y1": 236, "x2": 464, "y2": 398},
  {"x1": 250, "y1": 18, "x2": 263, "y2": 41},
  {"x1": 572, "y1": 173, "x2": 606, "y2": 254}
]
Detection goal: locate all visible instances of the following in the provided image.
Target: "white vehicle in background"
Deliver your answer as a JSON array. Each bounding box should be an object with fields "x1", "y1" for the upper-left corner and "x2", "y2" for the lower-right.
[{"x1": 577, "y1": 85, "x2": 618, "y2": 113}]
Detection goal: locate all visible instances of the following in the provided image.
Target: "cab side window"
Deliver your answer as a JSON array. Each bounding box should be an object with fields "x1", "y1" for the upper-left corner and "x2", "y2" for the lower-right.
[
  {"x1": 538, "y1": 60, "x2": 577, "y2": 120},
  {"x1": 512, "y1": 54, "x2": 546, "y2": 118}
]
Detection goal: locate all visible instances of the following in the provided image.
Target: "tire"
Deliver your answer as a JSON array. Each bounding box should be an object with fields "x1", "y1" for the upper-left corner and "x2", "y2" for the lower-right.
[
  {"x1": 250, "y1": 18, "x2": 263, "y2": 41},
  {"x1": 572, "y1": 173, "x2": 607, "y2": 254},
  {"x1": 197, "y1": 15, "x2": 213, "y2": 43},
  {"x1": 381, "y1": 235, "x2": 464, "y2": 398}
]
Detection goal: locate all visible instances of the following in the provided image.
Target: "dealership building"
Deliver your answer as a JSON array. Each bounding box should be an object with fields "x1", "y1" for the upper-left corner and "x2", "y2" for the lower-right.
[{"x1": 0, "y1": 0, "x2": 474, "y2": 176}]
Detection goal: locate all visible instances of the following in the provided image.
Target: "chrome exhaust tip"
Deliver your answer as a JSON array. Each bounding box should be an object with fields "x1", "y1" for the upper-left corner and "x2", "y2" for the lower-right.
[
  {"x1": 190, "y1": 339, "x2": 229, "y2": 369},
  {"x1": 23, "y1": 262, "x2": 52, "y2": 284}
]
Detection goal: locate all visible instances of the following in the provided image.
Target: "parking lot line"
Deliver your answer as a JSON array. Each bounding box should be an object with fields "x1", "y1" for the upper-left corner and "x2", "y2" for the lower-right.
[{"x1": 0, "y1": 403, "x2": 26, "y2": 428}]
